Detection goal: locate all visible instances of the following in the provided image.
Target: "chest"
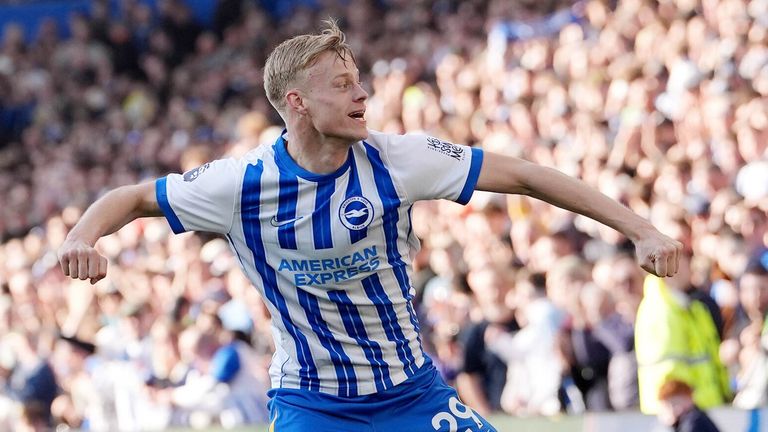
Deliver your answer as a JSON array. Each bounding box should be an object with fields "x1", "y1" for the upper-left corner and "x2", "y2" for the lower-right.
[{"x1": 240, "y1": 167, "x2": 415, "y2": 263}]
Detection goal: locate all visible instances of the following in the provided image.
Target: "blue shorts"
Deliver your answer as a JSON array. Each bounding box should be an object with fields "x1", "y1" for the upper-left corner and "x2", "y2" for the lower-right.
[{"x1": 267, "y1": 363, "x2": 498, "y2": 432}]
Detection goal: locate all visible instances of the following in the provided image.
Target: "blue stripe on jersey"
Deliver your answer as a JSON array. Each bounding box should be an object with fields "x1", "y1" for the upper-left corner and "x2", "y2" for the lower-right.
[
  {"x1": 328, "y1": 289, "x2": 393, "y2": 392},
  {"x1": 361, "y1": 274, "x2": 417, "y2": 377},
  {"x1": 276, "y1": 170, "x2": 299, "y2": 249},
  {"x1": 457, "y1": 147, "x2": 484, "y2": 205},
  {"x1": 155, "y1": 177, "x2": 186, "y2": 234},
  {"x1": 296, "y1": 287, "x2": 358, "y2": 397},
  {"x1": 241, "y1": 161, "x2": 319, "y2": 391},
  {"x1": 344, "y1": 154, "x2": 368, "y2": 244},
  {"x1": 312, "y1": 181, "x2": 335, "y2": 249},
  {"x1": 364, "y1": 142, "x2": 424, "y2": 367}
]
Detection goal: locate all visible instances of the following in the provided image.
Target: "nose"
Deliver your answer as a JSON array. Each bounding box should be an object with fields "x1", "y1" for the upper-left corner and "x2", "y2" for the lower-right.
[{"x1": 354, "y1": 82, "x2": 368, "y2": 102}]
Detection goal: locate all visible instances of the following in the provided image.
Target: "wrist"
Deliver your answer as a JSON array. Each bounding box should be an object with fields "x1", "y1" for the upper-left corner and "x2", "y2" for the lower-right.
[
  {"x1": 65, "y1": 227, "x2": 98, "y2": 247},
  {"x1": 623, "y1": 219, "x2": 656, "y2": 243}
]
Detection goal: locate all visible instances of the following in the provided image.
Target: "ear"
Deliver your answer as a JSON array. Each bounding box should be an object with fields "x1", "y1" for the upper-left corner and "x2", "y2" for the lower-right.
[{"x1": 285, "y1": 89, "x2": 309, "y2": 116}]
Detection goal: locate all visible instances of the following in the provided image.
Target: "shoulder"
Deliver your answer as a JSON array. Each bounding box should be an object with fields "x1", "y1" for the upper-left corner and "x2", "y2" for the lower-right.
[
  {"x1": 360, "y1": 129, "x2": 390, "y2": 149},
  {"x1": 370, "y1": 129, "x2": 442, "y2": 142},
  {"x1": 680, "y1": 407, "x2": 719, "y2": 432},
  {"x1": 242, "y1": 143, "x2": 274, "y2": 166},
  {"x1": 363, "y1": 129, "x2": 433, "y2": 148},
  {"x1": 175, "y1": 157, "x2": 247, "y2": 189},
  {"x1": 362, "y1": 130, "x2": 455, "y2": 164}
]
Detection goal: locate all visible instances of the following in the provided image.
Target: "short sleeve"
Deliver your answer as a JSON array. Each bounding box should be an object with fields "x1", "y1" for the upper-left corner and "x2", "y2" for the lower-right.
[
  {"x1": 383, "y1": 133, "x2": 483, "y2": 204},
  {"x1": 155, "y1": 158, "x2": 241, "y2": 235},
  {"x1": 210, "y1": 344, "x2": 241, "y2": 383}
]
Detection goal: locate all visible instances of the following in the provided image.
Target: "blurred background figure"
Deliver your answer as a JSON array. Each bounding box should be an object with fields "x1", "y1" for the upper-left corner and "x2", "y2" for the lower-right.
[
  {"x1": 731, "y1": 261, "x2": 768, "y2": 409},
  {"x1": 0, "y1": 332, "x2": 58, "y2": 431},
  {"x1": 484, "y1": 271, "x2": 564, "y2": 416},
  {"x1": 457, "y1": 264, "x2": 519, "y2": 417},
  {"x1": 591, "y1": 253, "x2": 642, "y2": 410},
  {"x1": 635, "y1": 256, "x2": 730, "y2": 415},
  {"x1": 657, "y1": 379, "x2": 720, "y2": 432}
]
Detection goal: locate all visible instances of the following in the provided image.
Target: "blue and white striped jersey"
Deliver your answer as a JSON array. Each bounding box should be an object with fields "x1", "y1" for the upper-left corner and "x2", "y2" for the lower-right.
[{"x1": 156, "y1": 130, "x2": 484, "y2": 397}]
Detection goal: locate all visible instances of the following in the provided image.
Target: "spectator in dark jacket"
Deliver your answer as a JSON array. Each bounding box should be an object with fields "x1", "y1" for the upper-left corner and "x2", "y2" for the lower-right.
[{"x1": 658, "y1": 379, "x2": 720, "y2": 432}]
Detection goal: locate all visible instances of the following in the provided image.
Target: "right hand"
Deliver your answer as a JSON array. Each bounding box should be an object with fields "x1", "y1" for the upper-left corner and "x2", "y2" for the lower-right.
[{"x1": 58, "y1": 238, "x2": 108, "y2": 285}]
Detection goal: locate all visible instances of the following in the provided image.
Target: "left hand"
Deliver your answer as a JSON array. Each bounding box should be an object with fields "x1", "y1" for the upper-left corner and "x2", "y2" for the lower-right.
[
  {"x1": 633, "y1": 231, "x2": 683, "y2": 277},
  {"x1": 58, "y1": 237, "x2": 108, "y2": 285}
]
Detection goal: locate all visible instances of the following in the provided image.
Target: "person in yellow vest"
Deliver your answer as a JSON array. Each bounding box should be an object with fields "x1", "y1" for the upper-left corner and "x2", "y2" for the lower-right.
[{"x1": 635, "y1": 255, "x2": 730, "y2": 414}]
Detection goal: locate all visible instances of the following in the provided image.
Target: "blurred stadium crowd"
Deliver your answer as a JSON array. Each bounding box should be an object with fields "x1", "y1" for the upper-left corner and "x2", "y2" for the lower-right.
[{"x1": 1, "y1": 0, "x2": 768, "y2": 430}]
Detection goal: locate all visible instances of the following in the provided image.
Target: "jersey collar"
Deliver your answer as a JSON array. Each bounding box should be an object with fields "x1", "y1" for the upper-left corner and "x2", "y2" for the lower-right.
[{"x1": 273, "y1": 130, "x2": 353, "y2": 182}]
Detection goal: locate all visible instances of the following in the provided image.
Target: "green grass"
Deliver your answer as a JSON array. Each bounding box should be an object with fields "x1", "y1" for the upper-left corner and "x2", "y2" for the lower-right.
[{"x1": 487, "y1": 414, "x2": 582, "y2": 431}]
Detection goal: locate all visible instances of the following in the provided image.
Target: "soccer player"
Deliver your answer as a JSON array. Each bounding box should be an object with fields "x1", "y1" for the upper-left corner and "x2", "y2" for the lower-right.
[{"x1": 58, "y1": 20, "x2": 682, "y2": 431}]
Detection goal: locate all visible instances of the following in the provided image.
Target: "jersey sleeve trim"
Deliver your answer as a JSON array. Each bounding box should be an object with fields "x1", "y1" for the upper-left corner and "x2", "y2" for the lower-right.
[
  {"x1": 155, "y1": 177, "x2": 186, "y2": 234},
  {"x1": 456, "y1": 147, "x2": 484, "y2": 205}
]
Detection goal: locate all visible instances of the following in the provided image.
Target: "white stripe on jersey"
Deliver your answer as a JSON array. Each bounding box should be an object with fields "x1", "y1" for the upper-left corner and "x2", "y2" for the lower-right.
[{"x1": 157, "y1": 129, "x2": 484, "y2": 397}]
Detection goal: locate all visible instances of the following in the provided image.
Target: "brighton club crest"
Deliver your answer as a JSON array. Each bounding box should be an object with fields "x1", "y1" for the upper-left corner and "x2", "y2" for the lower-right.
[{"x1": 339, "y1": 196, "x2": 374, "y2": 230}]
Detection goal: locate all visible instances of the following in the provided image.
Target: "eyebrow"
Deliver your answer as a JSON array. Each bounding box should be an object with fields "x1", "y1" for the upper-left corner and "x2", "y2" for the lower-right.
[{"x1": 333, "y1": 71, "x2": 359, "y2": 80}]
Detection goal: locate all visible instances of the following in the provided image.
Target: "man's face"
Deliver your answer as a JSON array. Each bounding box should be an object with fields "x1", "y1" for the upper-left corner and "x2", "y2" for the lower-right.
[
  {"x1": 296, "y1": 51, "x2": 369, "y2": 143},
  {"x1": 658, "y1": 395, "x2": 693, "y2": 426},
  {"x1": 611, "y1": 259, "x2": 642, "y2": 298},
  {"x1": 740, "y1": 273, "x2": 768, "y2": 315},
  {"x1": 467, "y1": 268, "x2": 513, "y2": 323}
]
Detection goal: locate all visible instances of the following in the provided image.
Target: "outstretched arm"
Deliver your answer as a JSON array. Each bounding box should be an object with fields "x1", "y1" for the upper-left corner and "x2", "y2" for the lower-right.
[
  {"x1": 476, "y1": 152, "x2": 682, "y2": 277},
  {"x1": 58, "y1": 182, "x2": 161, "y2": 284}
]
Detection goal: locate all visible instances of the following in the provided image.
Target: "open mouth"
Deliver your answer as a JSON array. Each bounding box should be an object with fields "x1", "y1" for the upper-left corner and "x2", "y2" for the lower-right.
[{"x1": 348, "y1": 110, "x2": 366, "y2": 121}]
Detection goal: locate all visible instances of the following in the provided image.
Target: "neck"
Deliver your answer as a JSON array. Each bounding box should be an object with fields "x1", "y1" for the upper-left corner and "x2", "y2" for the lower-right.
[{"x1": 285, "y1": 121, "x2": 354, "y2": 174}]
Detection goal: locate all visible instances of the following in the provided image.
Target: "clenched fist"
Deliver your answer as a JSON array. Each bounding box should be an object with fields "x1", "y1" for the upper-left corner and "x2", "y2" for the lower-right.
[
  {"x1": 58, "y1": 239, "x2": 108, "y2": 285},
  {"x1": 634, "y1": 231, "x2": 684, "y2": 277}
]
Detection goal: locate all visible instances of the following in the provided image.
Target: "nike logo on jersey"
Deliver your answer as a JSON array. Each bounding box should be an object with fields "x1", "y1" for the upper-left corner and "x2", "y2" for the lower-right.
[{"x1": 270, "y1": 215, "x2": 305, "y2": 227}]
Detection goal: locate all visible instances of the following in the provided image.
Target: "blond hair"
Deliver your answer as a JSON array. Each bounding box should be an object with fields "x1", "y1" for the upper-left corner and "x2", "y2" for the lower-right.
[{"x1": 263, "y1": 19, "x2": 355, "y2": 114}]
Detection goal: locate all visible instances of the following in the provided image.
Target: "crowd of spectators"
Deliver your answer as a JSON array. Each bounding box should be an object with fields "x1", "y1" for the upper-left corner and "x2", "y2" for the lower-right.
[{"x1": 1, "y1": 0, "x2": 767, "y2": 430}]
